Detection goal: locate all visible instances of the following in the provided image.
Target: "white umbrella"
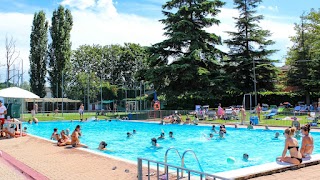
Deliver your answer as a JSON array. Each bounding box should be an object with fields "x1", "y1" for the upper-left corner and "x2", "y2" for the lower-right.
[{"x1": 0, "y1": 87, "x2": 39, "y2": 99}]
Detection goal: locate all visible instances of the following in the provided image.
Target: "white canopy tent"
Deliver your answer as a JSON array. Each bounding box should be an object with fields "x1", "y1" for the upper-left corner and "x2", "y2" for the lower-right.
[
  {"x1": 0, "y1": 87, "x2": 40, "y2": 120},
  {"x1": 0, "y1": 87, "x2": 40, "y2": 99}
]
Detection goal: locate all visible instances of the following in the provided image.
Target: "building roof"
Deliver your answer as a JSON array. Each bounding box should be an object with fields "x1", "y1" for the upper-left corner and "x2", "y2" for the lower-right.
[{"x1": 24, "y1": 98, "x2": 81, "y2": 103}]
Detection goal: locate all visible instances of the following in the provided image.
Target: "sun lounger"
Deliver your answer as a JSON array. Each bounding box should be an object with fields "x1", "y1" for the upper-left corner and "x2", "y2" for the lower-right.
[{"x1": 264, "y1": 108, "x2": 277, "y2": 119}]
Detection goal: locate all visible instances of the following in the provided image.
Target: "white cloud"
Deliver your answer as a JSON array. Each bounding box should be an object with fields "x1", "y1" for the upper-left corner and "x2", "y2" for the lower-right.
[
  {"x1": 61, "y1": 0, "x2": 95, "y2": 10},
  {"x1": 0, "y1": 1, "x2": 296, "y2": 82},
  {"x1": 67, "y1": 0, "x2": 165, "y2": 48},
  {"x1": 259, "y1": 5, "x2": 279, "y2": 12},
  {"x1": 0, "y1": 12, "x2": 33, "y2": 82}
]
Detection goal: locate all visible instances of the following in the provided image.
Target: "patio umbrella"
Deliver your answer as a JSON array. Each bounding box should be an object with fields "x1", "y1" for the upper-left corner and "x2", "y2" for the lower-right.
[{"x1": 0, "y1": 87, "x2": 39, "y2": 99}]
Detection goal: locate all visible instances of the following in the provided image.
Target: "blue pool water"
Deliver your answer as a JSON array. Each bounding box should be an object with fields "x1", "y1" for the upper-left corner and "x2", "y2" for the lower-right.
[{"x1": 24, "y1": 121, "x2": 319, "y2": 174}]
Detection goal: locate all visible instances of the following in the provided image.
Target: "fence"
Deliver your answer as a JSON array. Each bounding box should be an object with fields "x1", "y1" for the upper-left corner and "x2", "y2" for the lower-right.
[{"x1": 137, "y1": 157, "x2": 228, "y2": 180}]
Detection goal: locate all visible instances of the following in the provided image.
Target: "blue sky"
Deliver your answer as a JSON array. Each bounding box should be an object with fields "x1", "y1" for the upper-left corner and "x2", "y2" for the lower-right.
[{"x1": 0, "y1": 0, "x2": 318, "y2": 82}]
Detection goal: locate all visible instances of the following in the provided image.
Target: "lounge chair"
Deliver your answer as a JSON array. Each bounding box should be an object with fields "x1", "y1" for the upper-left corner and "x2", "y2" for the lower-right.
[{"x1": 264, "y1": 108, "x2": 278, "y2": 119}]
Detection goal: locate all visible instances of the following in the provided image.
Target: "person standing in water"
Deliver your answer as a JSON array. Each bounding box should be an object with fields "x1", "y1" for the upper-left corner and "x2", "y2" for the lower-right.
[
  {"x1": 79, "y1": 104, "x2": 84, "y2": 121},
  {"x1": 300, "y1": 124, "x2": 314, "y2": 158}
]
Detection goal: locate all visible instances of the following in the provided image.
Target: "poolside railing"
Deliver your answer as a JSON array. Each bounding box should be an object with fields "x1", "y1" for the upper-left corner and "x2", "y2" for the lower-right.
[{"x1": 137, "y1": 157, "x2": 229, "y2": 180}]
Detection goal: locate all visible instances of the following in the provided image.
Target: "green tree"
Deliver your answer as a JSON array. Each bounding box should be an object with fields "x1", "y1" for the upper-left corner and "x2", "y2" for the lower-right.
[
  {"x1": 48, "y1": 5, "x2": 73, "y2": 98},
  {"x1": 142, "y1": 0, "x2": 226, "y2": 107},
  {"x1": 29, "y1": 10, "x2": 48, "y2": 97},
  {"x1": 286, "y1": 10, "x2": 320, "y2": 104},
  {"x1": 224, "y1": 0, "x2": 278, "y2": 102},
  {"x1": 66, "y1": 44, "x2": 147, "y2": 103}
]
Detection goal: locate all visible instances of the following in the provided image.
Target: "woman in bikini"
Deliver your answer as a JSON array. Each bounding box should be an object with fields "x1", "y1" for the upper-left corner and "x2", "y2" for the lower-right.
[
  {"x1": 276, "y1": 127, "x2": 302, "y2": 164},
  {"x1": 57, "y1": 130, "x2": 71, "y2": 146},
  {"x1": 71, "y1": 125, "x2": 87, "y2": 148},
  {"x1": 300, "y1": 124, "x2": 314, "y2": 158}
]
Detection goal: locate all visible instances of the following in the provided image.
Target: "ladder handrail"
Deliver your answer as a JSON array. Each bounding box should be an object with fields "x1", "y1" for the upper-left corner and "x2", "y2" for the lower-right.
[
  {"x1": 181, "y1": 149, "x2": 204, "y2": 177},
  {"x1": 164, "y1": 147, "x2": 182, "y2": 173}
]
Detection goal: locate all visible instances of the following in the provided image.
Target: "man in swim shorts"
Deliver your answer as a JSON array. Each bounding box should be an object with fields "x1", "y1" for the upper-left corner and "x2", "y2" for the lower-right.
[{"x1": 0, "y1": 101, "x2": 7, "y2": 129}]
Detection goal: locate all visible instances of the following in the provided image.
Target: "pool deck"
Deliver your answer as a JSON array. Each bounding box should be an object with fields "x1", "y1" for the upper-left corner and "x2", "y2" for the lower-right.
[
  {"x1": 1, "y1": 122, "x2": 320, "y2": 180},
  {"x1": 0, "y1": 136, "x2": 159, "y2": 180}
]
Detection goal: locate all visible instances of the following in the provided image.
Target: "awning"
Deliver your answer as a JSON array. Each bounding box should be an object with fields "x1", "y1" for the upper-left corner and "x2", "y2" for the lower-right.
[
  {"x1": 0, "y1": 87, "x2": 40, "y2": 99},
  {"x1": 102, "y1": 100, "x2": 114, "y2": 104}
]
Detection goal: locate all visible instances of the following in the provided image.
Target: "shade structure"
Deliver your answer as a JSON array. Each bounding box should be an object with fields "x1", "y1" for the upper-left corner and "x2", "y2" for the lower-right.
[{"x1": 0, "y1": 87, "x2": 40, "y2": 99}]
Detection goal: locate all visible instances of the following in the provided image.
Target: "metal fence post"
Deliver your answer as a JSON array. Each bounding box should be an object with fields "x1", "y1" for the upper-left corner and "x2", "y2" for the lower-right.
[{"x1": 137, "y1": 158, "x2": 143, "y2": 180}]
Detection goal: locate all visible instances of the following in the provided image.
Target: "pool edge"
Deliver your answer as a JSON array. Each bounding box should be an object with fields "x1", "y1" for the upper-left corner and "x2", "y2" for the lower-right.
[{"x1": 214, "y1": 154, "x2": 320, "y2": 179}]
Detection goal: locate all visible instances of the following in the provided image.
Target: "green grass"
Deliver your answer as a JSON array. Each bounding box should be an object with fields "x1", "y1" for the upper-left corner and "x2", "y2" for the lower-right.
[{"x1": 20, "y1": 111, "x2": 318, "y2": 127}]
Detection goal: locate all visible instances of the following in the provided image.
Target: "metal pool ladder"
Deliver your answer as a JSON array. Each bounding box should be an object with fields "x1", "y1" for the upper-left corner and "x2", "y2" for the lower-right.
[{"x1": 181, "y1": 149, "x2": 204, "y2": 177}]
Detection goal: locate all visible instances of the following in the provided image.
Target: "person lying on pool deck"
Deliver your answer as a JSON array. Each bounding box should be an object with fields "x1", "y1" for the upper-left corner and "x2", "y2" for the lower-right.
[
  {"x1": 276, "y1": 127, "x2": 302, "y2": 165},
  {"x1": 300, "y1": 124, "x2": 314, "y2": 158},
  {"x1": 71, "y1": 125, "x2": 87, "y2": 148},
  {"x1": 57, "y1": 130, "x2": 71, "y2": 146},
  {"x1": 0, "y1": 127, "x2": 16, "y2": 138}
]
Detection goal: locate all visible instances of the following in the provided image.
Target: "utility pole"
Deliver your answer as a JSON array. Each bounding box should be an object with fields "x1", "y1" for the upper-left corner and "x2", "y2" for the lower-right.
[
  {"x1": 61, "y1": 70, "x2": 64, "y2": 116},
  {"x1": 253, "y1": 59, "x2": 257, "y2": 107}
]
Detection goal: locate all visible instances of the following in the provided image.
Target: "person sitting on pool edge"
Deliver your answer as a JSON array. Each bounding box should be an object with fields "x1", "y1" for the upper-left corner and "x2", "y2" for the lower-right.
[
  {"x1": 300, "y1": 124, "x2": 314, "y2": 158},
  {"x1": 57, "y1": 130, "x2": 71, "y2": 146},
  {"x1": 276, "y1": 127, "x2": 302, "y2": 165},
  {"x1": 158, "y1": 132, "x2": 165, "y2": 139},
  {"x1": 193, "y1": 115, "x2": 199, "y2": 125},
  {"x1": 247, "y1": 121, "x2": 254, "y2": 130},
  {"x1": 169, "y1": 131, "x2": 174, "y2": 139},
  {"x1": 151, "y1": 138, "x2": 160, "y2": 147},
  {"x1": 51, "y1": 128, "x2": 59, "y2": 140},
  {"x1": 71, "y1": 125, "x2": 87, "y2": 148}
]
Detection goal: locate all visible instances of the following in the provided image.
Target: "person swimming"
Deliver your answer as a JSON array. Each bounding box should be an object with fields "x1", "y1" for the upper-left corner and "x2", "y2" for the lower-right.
[
  {"x1": 274, "y1": 132, "x2": 280, "y2": 139},
  {"x1": 169, "y1": 131, "x2": 174, "y2": 138},
  {"x1": 208, "y1": 133, "x2": 214, "y2": 140},
  {"x1": 218, "y1": 130, "x2": 224, "y2": 139},
  {"x1": 133, "y1": 130, "x2": 136, "y2": 134},
  {"x1": 243, "y1": 153, "x2": 249, "y2": 161},
  {"x1": 127, "y1": 132, "x2": 132, "y2": 138},
  {"x1": 151, "y1": 138, "x2": 160, "y2": 147},
  {"x1": 212, "y1": 125, "x2": 217, "y2": 133},
  {"x1": 158, "y1": 132, "x2": 165, "y2": 139},
  {"x1": 98, "y1": 141, "x2": 107, "y2": 150},
  {"x1": 265, "y1": 125, "x2": 270, "y2": 130}
]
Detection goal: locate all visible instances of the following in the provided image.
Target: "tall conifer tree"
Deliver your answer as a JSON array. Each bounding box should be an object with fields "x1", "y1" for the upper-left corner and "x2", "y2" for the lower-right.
[
  {"x1": 144, "y1": 0, "x2": 226, "y2": 107},
  {"x1": 48, "y1": 5, "x2": 73, "y2": 98},
  {"x1": 29, "y1": 11, "x2": 48, "y2": 97},
  {"x1": 224, "y1": 0, "x2": 278, "y2": 99}
]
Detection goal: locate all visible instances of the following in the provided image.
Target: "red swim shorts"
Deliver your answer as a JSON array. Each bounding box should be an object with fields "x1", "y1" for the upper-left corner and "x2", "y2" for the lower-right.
[{"x1": 0, "y1": 118, "x2": 4, "y2": 125}]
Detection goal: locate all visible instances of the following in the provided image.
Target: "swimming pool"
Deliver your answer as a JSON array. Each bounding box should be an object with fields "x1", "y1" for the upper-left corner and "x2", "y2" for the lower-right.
[{"x1": 24, "y1": 121, "x2": 320, "y2": 174}]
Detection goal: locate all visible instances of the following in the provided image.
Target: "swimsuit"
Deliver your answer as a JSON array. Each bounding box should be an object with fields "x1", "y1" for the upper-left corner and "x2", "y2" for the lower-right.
[{"x1": 288, "y1": 146, "x2": 302, "y2": 163}]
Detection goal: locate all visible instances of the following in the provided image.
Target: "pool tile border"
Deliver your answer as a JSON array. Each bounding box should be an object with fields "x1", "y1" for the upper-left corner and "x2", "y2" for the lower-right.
[{"x1": 214, "y1": 154, "x2": 320, "y2": 180}]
